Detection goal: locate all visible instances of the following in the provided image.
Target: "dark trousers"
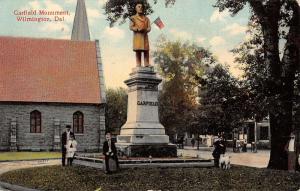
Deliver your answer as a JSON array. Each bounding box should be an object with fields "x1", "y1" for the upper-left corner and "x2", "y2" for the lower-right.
[
  {"x1": 288, "y1": 151, "x2": 296, "y2": 172},
  {"x1": 214, "y1": 157, "x2": 220, "y2": 167},
  {"x1": 62, "y1": 149, "x2": 66, "y2": 166},
  {"x1": 105, "y1": 155, "x2": 119, "y2": 172},
  {"x1": 67, "y1": 158, "x2": 74, "y2": 166}
]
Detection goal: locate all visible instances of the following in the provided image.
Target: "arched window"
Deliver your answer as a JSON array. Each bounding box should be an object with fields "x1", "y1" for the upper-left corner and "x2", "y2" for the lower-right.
[
  {"x1": 30, "y1": 110, "x2": 41, "y2": 133},
  {"x1": 73, "y1": 111, "x2": 84, "y2": 134}
]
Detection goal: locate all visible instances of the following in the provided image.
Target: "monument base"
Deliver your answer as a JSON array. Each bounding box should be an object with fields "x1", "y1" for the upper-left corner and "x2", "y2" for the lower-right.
[
  {"x1": 116, "y1": 143, "x2": 177, "y2": 158},
  {"x1": 117, "y1": 134, "x2": 169, "y2": 144}
]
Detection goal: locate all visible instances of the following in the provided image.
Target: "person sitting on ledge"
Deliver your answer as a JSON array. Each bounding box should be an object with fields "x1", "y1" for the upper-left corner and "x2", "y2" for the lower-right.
[{"x1": 103, "y1": 132, "x2": 120, "y2": 174}]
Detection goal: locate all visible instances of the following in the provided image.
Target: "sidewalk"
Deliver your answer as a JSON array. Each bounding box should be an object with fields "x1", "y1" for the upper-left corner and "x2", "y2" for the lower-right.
[
  {"x1": 0, "y1": 160, "x2": 60, "y2": 176},
  {"x1": 178, "y1": 146, "x2": 270, "y2": 168}
]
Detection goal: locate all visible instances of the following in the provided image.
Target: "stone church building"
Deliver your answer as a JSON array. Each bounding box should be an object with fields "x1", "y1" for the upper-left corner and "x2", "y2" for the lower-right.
[{"x1": 0, "y1": 0, "x2": 106, "y2": 152}]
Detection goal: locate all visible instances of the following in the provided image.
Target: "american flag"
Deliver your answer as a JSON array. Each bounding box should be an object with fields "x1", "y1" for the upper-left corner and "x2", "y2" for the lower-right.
[{"x1": 153, "y1": 17, "x2": 165, "y2": 29}]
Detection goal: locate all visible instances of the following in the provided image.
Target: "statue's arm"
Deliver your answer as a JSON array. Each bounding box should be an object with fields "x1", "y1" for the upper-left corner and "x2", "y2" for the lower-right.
[
  {"x1": 130, "y1": 18, "x2": 138, "y2": 32},
  {"x1": 147, "y1": 17, "x2": 151, "y2": 32}
]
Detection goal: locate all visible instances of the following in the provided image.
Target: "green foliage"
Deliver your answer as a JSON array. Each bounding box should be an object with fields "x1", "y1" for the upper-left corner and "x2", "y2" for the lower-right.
[
  {"x1": 215, "y1": 0, "x2": 300, "y2": 169},
  {"x1": 104, "y1": 0, "x2": 156, "y2": 26},
  {"x1": 231, "y1": 21, "x2": 268, "y2": 121},
  {"x1": 154, "y1": 39, "x2": 247, "y2": 136},
  {"x1": 199, "y1": 64, "x2": 247, "y2": 134},
  {"x1": 214, "y1": 0, "x2": 247, "y2": 15},
  {"x1": 105, "y1": 88, "x2": 128, "y2": 133},
  {"x1": 154, "y1": 39, "x2": 216, "y2": 137},
  {"x1": 103, "y1": 0, "x2": 178, "y2": 26}
]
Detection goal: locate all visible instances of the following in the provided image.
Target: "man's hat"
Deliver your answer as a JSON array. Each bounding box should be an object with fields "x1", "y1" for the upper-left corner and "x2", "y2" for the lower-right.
[{"x1": 66, "y1": 125, "x2": 71, "y2": 129}]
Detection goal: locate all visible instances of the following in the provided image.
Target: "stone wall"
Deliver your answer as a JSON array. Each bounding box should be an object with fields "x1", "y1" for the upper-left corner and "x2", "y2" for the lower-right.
[{"x1": 0, "y1": 102, "x2": 105, "y2": 152}]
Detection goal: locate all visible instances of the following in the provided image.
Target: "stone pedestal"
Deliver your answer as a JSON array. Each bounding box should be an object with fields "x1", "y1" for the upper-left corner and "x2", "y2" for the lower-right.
[{"x1": 117, "y1": 67, "x2": 177, "y2": 157}]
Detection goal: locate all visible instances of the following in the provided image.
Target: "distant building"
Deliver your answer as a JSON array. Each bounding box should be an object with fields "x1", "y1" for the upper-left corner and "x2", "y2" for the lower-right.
[
  {"x1": 237, "y1": 119, "x2": 271, "y2": 149},
  {"x1": 0, "y1": 0, "x2": 106, "y2": 152}
]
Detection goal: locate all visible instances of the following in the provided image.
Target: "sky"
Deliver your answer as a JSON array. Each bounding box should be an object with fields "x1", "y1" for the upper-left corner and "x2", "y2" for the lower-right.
[{"x1": 0, "y1": 0, "x2": 252, "y2": 88}]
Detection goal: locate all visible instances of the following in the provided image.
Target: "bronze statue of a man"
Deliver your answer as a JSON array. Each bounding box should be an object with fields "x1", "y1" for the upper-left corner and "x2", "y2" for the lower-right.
[{"x1": 130, "y1": 2, "x2": 151, "y2": 67}]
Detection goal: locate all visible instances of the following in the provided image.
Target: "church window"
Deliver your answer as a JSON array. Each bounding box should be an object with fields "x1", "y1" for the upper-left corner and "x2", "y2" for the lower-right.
[
  {"x1": 73, "y1": 111, "x2": 84, "y2": 134},
  {"x1": 30, "y1": 110, "x2": 41, "y2": 133}
]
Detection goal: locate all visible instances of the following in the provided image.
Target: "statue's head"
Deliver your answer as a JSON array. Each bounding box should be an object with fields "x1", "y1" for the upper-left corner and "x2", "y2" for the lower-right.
[{"x1": 135, "y1": 1, "x2": 144, "y2": 14}]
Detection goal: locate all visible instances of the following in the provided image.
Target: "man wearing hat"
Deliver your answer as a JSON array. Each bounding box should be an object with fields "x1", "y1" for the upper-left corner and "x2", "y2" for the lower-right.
[
  {"x1": 285, "y1": 130, "x2": 300, "y2": 172},
  {"x1": 61, "y1": 125, "x2": 75, "y2": 166}
]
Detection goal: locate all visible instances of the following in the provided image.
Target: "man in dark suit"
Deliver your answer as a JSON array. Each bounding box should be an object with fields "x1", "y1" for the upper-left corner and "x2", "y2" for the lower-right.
[
  {"x1": 285, "y1": 131, "x2": 300, "y2": 172},
  {"x1": 61, "y1": 125, "x2": 75, "y2": 166},
  {"x1": 103, "y1": 132, "x2": 119, "y2": 173},
  {"x1": 212, "y1": 135, "x2": 225, "y2": 167}
]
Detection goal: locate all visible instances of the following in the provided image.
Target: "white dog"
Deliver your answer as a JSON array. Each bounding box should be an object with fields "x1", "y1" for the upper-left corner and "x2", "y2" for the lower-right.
[{"x1": 219, "y1": 154, "x2": 231, "y2": 170}]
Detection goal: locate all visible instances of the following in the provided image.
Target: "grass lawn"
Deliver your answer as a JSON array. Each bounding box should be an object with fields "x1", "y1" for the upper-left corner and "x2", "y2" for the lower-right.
[
  {"x1": 0, "y1": 152, "x2": 61, "y2": 161},
  {"x1": 0, "y1": 165, "x2": 300, "y2": 191}
]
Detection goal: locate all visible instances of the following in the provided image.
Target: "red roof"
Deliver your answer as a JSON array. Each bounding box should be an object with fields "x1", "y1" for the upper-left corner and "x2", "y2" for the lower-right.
[{"x1": 0, "y1": 36, "x2": 102, "y2": 104}]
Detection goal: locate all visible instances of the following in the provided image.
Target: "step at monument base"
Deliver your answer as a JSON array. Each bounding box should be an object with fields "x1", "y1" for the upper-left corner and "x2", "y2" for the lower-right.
[{"x1": 116, "y1": 143, "x2": 177, "y2": 157}]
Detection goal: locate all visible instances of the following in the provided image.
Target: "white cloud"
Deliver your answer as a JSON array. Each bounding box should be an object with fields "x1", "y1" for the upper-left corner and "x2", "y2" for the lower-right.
[
  {"x1": 169, "y1": 29, "x2": 192, "y2": 40},
  {"x1": 98, "y1": 0, "x2": 109, "y2": 6},
  {"x1": 23, "y1": 0, "x2": 71, "y2": 39},
  {"x1": 215, "y1": 49, "x2": 243, "y2": 78},
  {"x1": 199, "y1": 18, "x2": 205, "y2": 23},
  {"x1": 40, "y1": 22, "x2": 70, "y2": 33},
  {"x1": 222, "y1": 23, "x2": 247, "y2": 36},
  {"x1": 65, "y1": 11, "x2": 74, "y2": 23},
  {"x1": 87, "y1": 8, "x2": 103, "y2": 24},
  {"x1": 196, "y1": 37, "x2": 206, "y2": 44},
  {"x1": 28, "y1": 0, "x2": 41, "y2": 10},
  {"x1": 210, "y1": 9, "x2": 230, "y2": 23},
  {"x1": 44, "y1": 0, "x2": 64, "y2": 11},
  {"x1": 103, "y1": 26, "x2": 125, "y2": 41},
  {"x1": 209, "y1": 36, "x2": 225, "y2": 46},
  {"x1": 65, "y1": 0, "x2": 76, "y2": 4}
]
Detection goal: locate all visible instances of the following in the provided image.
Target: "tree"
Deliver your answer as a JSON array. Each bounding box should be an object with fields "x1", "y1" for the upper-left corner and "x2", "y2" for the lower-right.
[
  {"x1": 198, "y1": 64, "x2": 248, "y2": 136},
  {"x1": 104, "y1": 0, "x2": 156, "y2": 26},
  {"x1": 103, "y1": 0, "x2": 300, "y2": 169},
  {"x1": 232, "y1": 21, "x2": 269, "y2": 122},
  {"x1": 154, "y1": 39, "x2": 216, "y2": 138},
  {"x1": 213, "y1": 0, "x2": 300, "y2": 169},
  {"x1": 105, "y1": 88, "x2": 128, "y2": 133},
  {"x1": 103, "y1": 0, "x2": 177, "y2": 26}
]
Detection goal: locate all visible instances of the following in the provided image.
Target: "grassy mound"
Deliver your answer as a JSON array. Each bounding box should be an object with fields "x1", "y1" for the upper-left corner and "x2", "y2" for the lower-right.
[{"x1": 0, "y1": 165, "x2": 299, "y2": 191}]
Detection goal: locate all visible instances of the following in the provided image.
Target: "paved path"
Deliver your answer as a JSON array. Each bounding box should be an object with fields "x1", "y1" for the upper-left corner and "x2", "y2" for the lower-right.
[
  {"x1": 178, "y1": 147, "x2": 270, "y2": 168},
  {"x1": 0, "y1": 160, "x2": 60, "y2": 176},
  {"x1": 0, "y1": 186, "x2": 10, "y2": 191}
]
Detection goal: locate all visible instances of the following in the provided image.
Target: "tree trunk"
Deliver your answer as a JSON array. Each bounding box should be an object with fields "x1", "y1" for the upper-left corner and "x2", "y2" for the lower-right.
[
  {"x1": 267, "y1": 94, "x2": 293, "y2": 169},
  {"x1": 256, "y1": 2, "x2": 284, "y2": 169},
  {"x1": 267, "y1": 1, "x2": 300, "y2": 169}
]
